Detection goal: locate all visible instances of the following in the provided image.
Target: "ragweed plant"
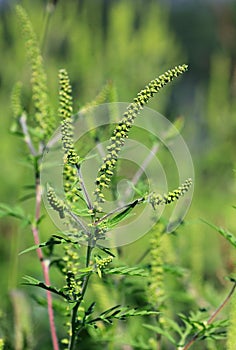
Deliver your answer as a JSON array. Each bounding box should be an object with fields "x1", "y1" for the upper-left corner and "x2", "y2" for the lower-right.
[
  {"x1": 4, "y1": 5, "x2": 214, "y2": 350},
  {"x1": 41, "y1": 63, "x2": 192, "y2": 349},
  {"x1": 0, "y1": 4, "x2": 234, "y2": 350}
]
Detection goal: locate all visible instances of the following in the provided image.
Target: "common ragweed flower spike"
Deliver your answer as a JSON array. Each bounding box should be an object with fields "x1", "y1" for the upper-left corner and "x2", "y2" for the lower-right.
[
  {"x1": 63, "y1": 162, "x2": 81, "y2": 202},
  {"x1": 11, "y1": 82, "x2": 23, "y2": 120},
  {"x1": 59, "y1": 69, "x2": 81, "y2": 204},
  {"x1": 47, "y1": 185, "x2": 65, "y2": 219},
  {"x1": 148, "y1": 223, "x2": 165, "y2": 308},
  {"x1": 59, "y1": 69, "x2": 80, "y2": 165},
  {"x1": 147, "y1": 178, "x2": 192, "y2": 209},
  {"x1": 80, "y1": 80, "x2": 116, "y2": 114},
  {"x1": 16, "y1": 5, "x2": 54, "y2": 139},
  {"x1": 94, "y1": 65, "x2": 188, "y2": 204}
]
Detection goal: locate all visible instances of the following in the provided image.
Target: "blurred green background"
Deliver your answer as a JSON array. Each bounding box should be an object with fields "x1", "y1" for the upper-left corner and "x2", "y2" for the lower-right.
[{"x1": 0, "y1": 0, "x2": 236, "y2": 349}]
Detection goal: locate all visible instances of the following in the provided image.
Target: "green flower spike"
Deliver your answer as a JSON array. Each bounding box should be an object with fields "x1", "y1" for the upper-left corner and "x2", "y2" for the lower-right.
[
  {"x1": 94, "y1": 64, "x2": 188, "y2": 205},
  {"x1": 148, "y1": 178, "x2": 192, "y2": 209},
  {"x1": 148, "y1": 223, "x2": 166, "y2": 308},
  {"x1": 16, "y1": 5, "x2": 54, "y2": 140},
  {"x1": 59, "y1": 69, "x2": 79, "y2": 166},
  {"x1": 59, "y1": 69, "x2": 81, "y2": 203},
  {"x1": 47, "y1": 185, "x2": 65, "y2": 219},
  {"x1": 11, "y1": 82, "x2": 23, "y2": 120}
]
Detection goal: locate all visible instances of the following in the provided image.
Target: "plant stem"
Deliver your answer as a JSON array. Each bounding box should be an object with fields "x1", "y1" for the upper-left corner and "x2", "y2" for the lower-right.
[
  {"x1": 76, "y1": 164, "x2": 93, "y2": 210},
  {"x1": 68, "y1": 245, "x2": 93, "y2": 350},
  {"x1": 19, "y1": 114, "x2": 37, "y2": 156},
  {"x1": 207, "y1": 282, "x2": 236, "y2": 324},
  {"x1": 32, "y1": 173, "x2": 59, "y2": 350},
  {"x1": 182, "y1": 282, "x2": 236, "y2": 350},
  {"x1": 41, "y1": 1, "x2": 56, "y2": 53},
  {"x1": 20, "y1": 107, "x2": 59, "y2": 349},
  {"x1": 121, "y1": 143, "x2": 160, "y2": 204}
]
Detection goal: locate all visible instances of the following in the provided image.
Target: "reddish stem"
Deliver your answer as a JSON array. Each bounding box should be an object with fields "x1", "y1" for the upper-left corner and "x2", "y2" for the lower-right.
[
  {"x1": 183, "y1": 282, "x2": 236, "y2": 350},
  {"x1": 32, "y1": 176, "x2": 59, "y2": 350}
]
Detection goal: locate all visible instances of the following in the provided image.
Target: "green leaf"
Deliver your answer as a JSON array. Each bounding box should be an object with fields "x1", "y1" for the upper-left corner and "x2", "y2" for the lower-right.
[
  {"x1": 15, "y1": 158, "x2": 34, "y2": 169},
  {"x1": 19, "y1": 244, "x2": 44, "y2": 255},
  {"x1": 104, "y1": 266, "x2": 148, "y2": 277},
  {"x1": 118, "y1": 308, "x2": 158, "y2": 318},
  {"x1": 19, "y1": 234, "x2": 77, "y2": 255},
  {"x1": 143, "y1": 324, "x2": 176, "y2": 345},
  {"x1": 202, "y1": 219, "x2": 236, "y2": 248},
  {"x1": 78, "y1": 267, "x2": 93, "y2": 273},
  {"x1": 127, "y1": 181, "x2": 145, "y2": 197},
  {"x1": 99, "y1": 305, "x2": 121, "y2": 317},
  {"x1": 22, "y1": 275, "x2": 41, "y2": 285},
  {"x1": 88, "y1": 306, "x2": 158, "y2": 326},
  {"x1": 163, "y1": 263, "x2": 186, "y2": 277},
  {"x1": 0, "y1": 203, "x2": 31, "y2": 224},
  {"x1": 226, "y1": 275, "x2": 236, "y2": 283},
  {"x1": 97, "y1": 246, "x2": 116, "y2": 258},
  {"x1": 23, "y1": 184, "x2": 36, "y2": 190},
  {"x1": 165, "y1": 116, "x2": 185, "y2": 141},
  {"x1": 19, "y1": 193, "x2": 35, "y2": 202},
  {"x1": 22, "y1": 275, "x2": 69, "y2": 300},
  {"x1": 107, "y1": 199, "x2": 141, "y2": 228},
  {"x1": 85, "y1": 302, "x2": 96, "y2": 317}
]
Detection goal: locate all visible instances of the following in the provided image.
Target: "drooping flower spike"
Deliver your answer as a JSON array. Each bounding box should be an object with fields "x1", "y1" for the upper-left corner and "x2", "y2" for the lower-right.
[{"x1": 147, "y1": 178, "x2": 192, "y2": 209}]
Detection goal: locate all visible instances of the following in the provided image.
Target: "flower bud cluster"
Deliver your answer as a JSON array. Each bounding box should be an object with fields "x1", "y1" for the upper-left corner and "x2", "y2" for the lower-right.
[
  {"x1": 47, "y1": 185, "x2": 65, "y2": 218},
  {"x1": 95, "y1": 256, "x2": 113, "y2": 270}
]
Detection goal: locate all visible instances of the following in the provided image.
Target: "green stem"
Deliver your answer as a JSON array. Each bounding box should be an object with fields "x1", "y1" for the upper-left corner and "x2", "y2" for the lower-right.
[
  {"x1": 68, "y1": 245, "x2": 93, "y2": 350},
  {"x1": 40, "y1": 1, "x2": 56, "y2": 53}
]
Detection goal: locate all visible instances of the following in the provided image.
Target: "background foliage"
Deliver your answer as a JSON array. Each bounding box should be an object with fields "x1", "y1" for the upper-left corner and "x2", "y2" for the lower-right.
[{"x1": 0, "y1": 0, "x2": 236, "y2": 349}]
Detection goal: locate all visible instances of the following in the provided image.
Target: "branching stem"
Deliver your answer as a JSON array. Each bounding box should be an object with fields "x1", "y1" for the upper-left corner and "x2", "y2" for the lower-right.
[
  {"x1": 76, "y1": 163, "x2": 93, "y2": 210},
  {"x1": 182, "y1": 282, "x2": 236, "y2": 350},
  {"x1": 19, "y1": 114, "x2": 37, "y2": 156},
  {"x1": 68, "y1": 245, "x2": 93, "y2": 350}
]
